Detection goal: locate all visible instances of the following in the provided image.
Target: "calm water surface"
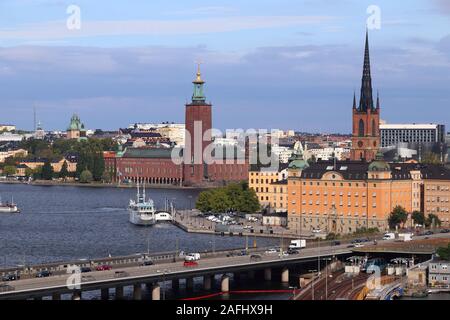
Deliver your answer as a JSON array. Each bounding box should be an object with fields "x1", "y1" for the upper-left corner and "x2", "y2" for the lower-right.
[{"x1": 0, "y1": 183, "x2": 278, "y2": 267}]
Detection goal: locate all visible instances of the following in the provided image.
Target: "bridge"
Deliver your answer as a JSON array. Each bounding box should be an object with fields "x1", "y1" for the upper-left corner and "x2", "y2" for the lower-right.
[{"x1": 0, "y1": 245, "x2": 352, "y2": 300}]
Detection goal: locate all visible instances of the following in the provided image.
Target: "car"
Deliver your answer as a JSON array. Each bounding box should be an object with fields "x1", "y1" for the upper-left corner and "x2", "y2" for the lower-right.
[
  {"x1": 114, "y1": 271, "x2": 129, "y2": 278},
  {"x1": 332, "y1": 240, "x2": 341, "y2": 246},
  {"x1": 95, "y1": 265, "x2": 112, "y2": 271},
  {"x1": 183, "y1": 261, "x2": 198, "y2": 267},
  {"x1": 312, "y1": 228, "x2": 322, "y2": 234},
  {"x1": 250, "y1": 254, "x2": 262, "y2": 261},
  {"x1": 287, "y1": 248, "x2": 299, "y2": 255},
  {"x1": 279, "y1": 251, "x2": 289, "y2": 258},
  {"x1": 80, "y1": 267, "x2": 92, "y2": 273},
  {"x1": 440, "y1": 229, "x2": 450, "y2": 234},
  {"x1": 36, "y1": 270, "x2": 52, "y2": 278},
  {"x1": 264, "y1": 248, "x2": 278, "y2": 255},
  {"x1": 347, "y1": 244, "x2": 355, "y2": 248},
  {"x1": 141, "y1": 260, "x2": 154, "y2": 266},
  {"x1": 354, "y1": 243, "x2": 365, "y2": 248},
  {"x1": 423, "y1": 230, "x2": 434, "y2": 236},
  {"x1": 2, "y1": 274, "x2": 20, "y2": 281},
  {"x1": 238, "y1": 250, "x2": 248, "y2": 256},
  {"x1": 185, "y1": 253, "x2": 201, "y2": 261}
]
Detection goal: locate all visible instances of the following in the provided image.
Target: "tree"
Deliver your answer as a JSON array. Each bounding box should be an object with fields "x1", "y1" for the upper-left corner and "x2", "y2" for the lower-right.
[
  {"x1": 3, "y1": 165, "x2": 16, "y2": 176},
  {"x1": 59, "y1": 161, "x2": 69, "y2": 179},
  {"x1": 425, "y1": 214, "x2": 442, "y2": 228},
  {"x1": 388, "y1": 206, "x2": 408, "y2": 229},
  {"x1": 436, "y1": 244, "x2": 450, "y2": 260},
  {"x1": 101, "y1": 171, "x2": 112, "y2": 183},
  {"x1": 92, "y1": 152, "x2": 105, "y2": 181},
  {"x1": 412, "y1": 211, "x2": 425, "y2": 226},
  {"x1": 80, "y1": 170, "x2": 93, "y2": 183},
  {"x1": 41, "y1": 160, "x2": 54, "y2": 180}
]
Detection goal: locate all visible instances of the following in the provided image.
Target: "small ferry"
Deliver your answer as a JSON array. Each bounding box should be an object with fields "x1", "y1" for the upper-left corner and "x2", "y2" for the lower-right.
[{"x1": 128, "y1": 183, "x2": 156, "y2": 226}]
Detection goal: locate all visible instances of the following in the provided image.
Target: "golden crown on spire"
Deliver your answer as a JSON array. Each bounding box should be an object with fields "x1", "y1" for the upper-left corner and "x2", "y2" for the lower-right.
[{"x1": 194, "y1": 61, "x2": 204, "y2": 84}]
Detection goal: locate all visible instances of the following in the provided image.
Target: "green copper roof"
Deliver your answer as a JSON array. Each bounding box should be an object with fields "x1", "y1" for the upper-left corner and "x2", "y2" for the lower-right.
[
  {"x1": 67, "y1": 114, "x2": 85, "y2": 131},
  {"x1": 122, "y1": 147, "x2": 182, "y2": 159},
  {"x1": 368, "y1": 151, "x2": 390, "y2": 171},
  {"x1": 192, "y1": 64, "x2": 206, "y2": 102},
  {"x1": 288, "y1": 144, "x2": 309, "y2": 170}
]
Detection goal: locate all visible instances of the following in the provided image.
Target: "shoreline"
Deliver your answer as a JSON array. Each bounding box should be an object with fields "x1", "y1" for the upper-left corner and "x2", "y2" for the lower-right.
[{"x1": 0, "y1": 180, "x2": 208, "y2": 190}]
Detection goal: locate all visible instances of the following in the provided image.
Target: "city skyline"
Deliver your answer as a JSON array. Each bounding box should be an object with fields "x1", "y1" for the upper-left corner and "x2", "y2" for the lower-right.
[{"x1": 0, "y1": 0, "x2": 449, "y2": 132}]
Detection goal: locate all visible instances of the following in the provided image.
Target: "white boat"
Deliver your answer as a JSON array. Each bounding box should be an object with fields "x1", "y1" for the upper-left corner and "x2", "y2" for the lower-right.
[
  {"x1": 0, "y1": 197, "x2": 20, "y2": 213},
  {"x1": 154, "y1": 198, "x2": 173, "y2": 222},
  {"x1": 128, "y1": 183, "x2": 156, "y2": 226}
]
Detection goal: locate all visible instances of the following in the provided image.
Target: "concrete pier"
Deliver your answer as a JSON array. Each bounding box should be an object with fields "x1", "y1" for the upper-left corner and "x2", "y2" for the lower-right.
[
  {"x1": 152, "y1": 284, "x2": 161, "y2": 300},
  {"x1": 101, "y1": 288, "x2": 109, "y2": 300},
  {"x1": 115, "y1": 286, "x2": 124, "y2": 300},
  {"x1": 221, "y1": 275, "x2": 230, "y2": 293},
  {"x1": 281, "y1": 268, "x2": 289, "y2": 283},
  {"x1": 264, "y1": 268, "x2": 272, "y2": 281},
  {"x1": 133, "y1": 284, "x2": 142, "y2": 300},
  {"x1": 203, "y1": 275, "x2": 213, "y2": 291}
]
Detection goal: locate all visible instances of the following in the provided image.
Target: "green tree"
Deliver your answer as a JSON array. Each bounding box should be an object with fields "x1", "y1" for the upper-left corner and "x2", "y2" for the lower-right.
[
  {"x1": 101, "y1": 171, "x2": 112, "y2": 183},
  {"x1": 3, "y1": 165, "x2": 16, "y2": 176},
  {"x1": 92, "y1": 152, "x2": 105, "y2": 181},
  {"x1": 412, "y1": 211, "x2": 425, "y2": 226},
  {"x1": 59, "y1": 161, "x2": 69, "y2": 179},
  {"x1": 25, "y1": 167, "x2": 34, "y2": 177},
  {"x1": 436, "y1": 244, "x2": 450, "y2": 260},
  {"x1": 41, "y1": 160, "x2": 54, "y2": 180},
  {"x1": 425, "y1": 214, "x2": 442, "y2": 228},
  {"x1": 80, "y1": 170, "x2": 93, "y2": 183},
  {"x1": 388, "y1": 206, "x2": 408, "y2": 229}
]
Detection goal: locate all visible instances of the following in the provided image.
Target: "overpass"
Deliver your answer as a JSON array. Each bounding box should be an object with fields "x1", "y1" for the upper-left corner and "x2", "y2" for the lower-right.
[{"x1": 0, "y1": 245, "x2": 352, "y2": 300}]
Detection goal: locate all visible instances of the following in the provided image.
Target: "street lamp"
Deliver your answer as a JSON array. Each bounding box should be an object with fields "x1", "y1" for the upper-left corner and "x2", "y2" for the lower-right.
[{"x1": 308, "y1": 269, "x2": 317, "y2": 300}]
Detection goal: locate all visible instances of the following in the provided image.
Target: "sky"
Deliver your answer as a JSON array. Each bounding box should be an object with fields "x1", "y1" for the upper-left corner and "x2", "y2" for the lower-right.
[{"x1": 0, "y1": 0, "x2": 449, "y2": 133}]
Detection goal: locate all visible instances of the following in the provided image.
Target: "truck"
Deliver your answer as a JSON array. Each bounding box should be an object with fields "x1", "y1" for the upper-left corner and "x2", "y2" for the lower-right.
[
  {"x1": 398, "y1": 232, "x2": 413, "y2": 242},
  {"x1": 288, "y1": 239, "x2": 306, "y2": 249},
  {"x1": 382, "y1": 232, "x2": 395, "y2": 240}
]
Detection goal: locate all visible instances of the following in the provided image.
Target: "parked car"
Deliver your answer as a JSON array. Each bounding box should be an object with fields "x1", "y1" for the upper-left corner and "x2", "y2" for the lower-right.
[
  {"x1": 2, "y1": 274, "x2": 20, "y2": 281},
  {"x1": 80, "y1": 267, "x2": 92, "y2": 273},
  {"x1": 183, "y1": 261, "x2": 198, "y2": 267},
  {"x1": 141, "y1": 260, "x2": 154, "y2": 266},
  {"x1": 423, "y1": 230, "x2": 434, "y2": 236},
  {"x1": 95, "y1": 265, "x2": 112, "y2": 271},
  {"x1": 312, "y1": 228, "x2": 322, "y2": 234},
  {"x1": 250, "y1": 254, "x2": 262, "y2": 261},
  {"x1": 264, "y1": 248, "x2": 278, "y2": 255},
  {"x1": 440, "y1": 229, "x2": 450, "y2": 234},
  {"x1": 36, "y1": 270, "x2": 52, "y2": 278}
]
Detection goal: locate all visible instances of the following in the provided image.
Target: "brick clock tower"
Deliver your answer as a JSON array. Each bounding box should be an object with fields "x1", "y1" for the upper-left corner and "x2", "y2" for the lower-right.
[
  {"x1": 350, "y1": 31, "x2": 381, "y2": 162},
  {"x1": 184, "y1": 65, "x2": 212, "y2": 185}
]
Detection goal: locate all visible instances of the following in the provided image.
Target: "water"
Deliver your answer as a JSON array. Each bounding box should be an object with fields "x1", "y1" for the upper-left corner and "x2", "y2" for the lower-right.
[{"x1": 0, "y1": 183, "x2": 278, "y2": 268}]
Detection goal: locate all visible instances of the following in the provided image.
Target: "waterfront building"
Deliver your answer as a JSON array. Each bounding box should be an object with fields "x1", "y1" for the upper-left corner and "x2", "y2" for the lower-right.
[
  {"x1": 108, "y1": 66, "x2": 249, "y2": 187},
  {"x1": 249, "y1": 164, "x2": 288, "y2": 211},
  {"x1": 67, "y1": 114, "x2": 87, "y2": 140},
  {"x1": 423, "y1": 168, "x2": 450, "y2": 226},
  {"x1": 350, "y1": 31, "x2": 381, "y2": 161},
  {"x1": 429, "y1": 259, "x2": 450, "y2": 288},
  {"x1": 0, "y1": 148, "x2": 28, "y2": 163},
  {"x1": 19, "y1": 157, "x2": 77, "y2": 173}
]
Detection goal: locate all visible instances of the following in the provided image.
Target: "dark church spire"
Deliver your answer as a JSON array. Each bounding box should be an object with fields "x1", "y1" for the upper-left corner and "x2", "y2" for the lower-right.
[
  {"x1": 358, "y1": 30, "x2": 374, "y2": 112},
  {"x1": 376, "y1": 90, "x2": 380, "y2": 109},
  {"x1": 353, "y1": 91, "x2": 357, "y2": 109}
]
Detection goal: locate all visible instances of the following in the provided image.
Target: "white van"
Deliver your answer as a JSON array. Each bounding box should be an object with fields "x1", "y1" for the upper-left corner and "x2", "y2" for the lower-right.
[{"x1": 184, "y1": 253, "x2": 201, "y2": 261}]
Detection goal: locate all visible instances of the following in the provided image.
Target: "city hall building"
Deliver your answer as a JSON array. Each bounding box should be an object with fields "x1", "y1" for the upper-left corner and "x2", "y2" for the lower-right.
[{"x1": 105, "y1": 67, "x2": 249, "y2": 187}]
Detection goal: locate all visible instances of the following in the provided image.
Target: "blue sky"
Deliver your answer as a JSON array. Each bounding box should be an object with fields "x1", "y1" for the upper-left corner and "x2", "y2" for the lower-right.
[{"x1": 0, "y1": 0, "x2": 449, "y2": 132}]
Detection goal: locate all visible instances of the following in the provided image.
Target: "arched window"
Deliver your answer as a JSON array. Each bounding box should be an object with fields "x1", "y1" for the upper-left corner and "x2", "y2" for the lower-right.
[
  {"x1": 358, "y1": 119, "x2": 365, "y2": 137},
  {"x1": 372, "y1": 119, "x2": 377, "y2": 136}
]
